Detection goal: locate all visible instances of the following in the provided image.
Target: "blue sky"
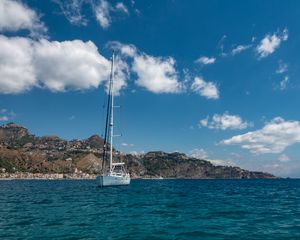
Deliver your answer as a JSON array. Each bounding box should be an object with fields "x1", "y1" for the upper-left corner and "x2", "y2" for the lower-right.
[{"x1": 1, "y1": 0, "x2": 300, "y2": 177}]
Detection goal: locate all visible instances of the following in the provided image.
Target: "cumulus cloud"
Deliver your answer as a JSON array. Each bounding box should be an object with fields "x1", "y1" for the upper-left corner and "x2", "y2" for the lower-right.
[
  {"x1": 111, "y1": 42, "x2": 183, "y2": 94},
  {"x1": 132, "y1": 54, "x2": 181, "y2": 93},
  {"x1": 221, "y1": 117, "x2": 300, "y2": 154},
  {"x1": 188, "y1": 148, "x2": 208, "y2": 159},
  {"x1": 195, "y1": 56, "x2": 216, "y2": 65},
  {"x1": 256, "y1": 29, "x2": 288, "y2": 58},
  {"x1": 0, "y1": 36, "x2": 184, "y2": 95},
  {"x1": 33, "y1": 39, "x2": 110, "y2": 92},
  {"x1": 191, "y1": 77, "x2": 219, "y2": 99},
  {"x1": 0, "y1": 35, "x2": 36, "y2": 94},
  {"x1": 0, "y1": 35, "x2": 130, "y2": 94},
  {"x1": 200, "y1": 113, "x2": 251, "y2": 130},
  {"x1": 110, "y1": 55, "x2": 130, "y2": 95},
  {"x1": 0, "y1": 0, "x2": 46, "y2": 37},
  {"x1": 231, "y1": 44, "x2": 252, "y2": 55},
  {"x1": 118, "y1": 43, "x2": 136, "y2": 57}
]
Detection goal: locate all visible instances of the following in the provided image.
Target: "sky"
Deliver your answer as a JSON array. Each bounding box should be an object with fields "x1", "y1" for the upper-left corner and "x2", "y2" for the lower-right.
[{"x1": 0, "y1": 0, "x2": 300, "y2": 177}]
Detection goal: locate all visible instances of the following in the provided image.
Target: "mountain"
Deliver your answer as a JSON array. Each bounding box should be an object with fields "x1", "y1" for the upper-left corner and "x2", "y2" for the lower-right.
[
  {"x1": 0, "y1": 122, "x2": 31, "y2": 145},
  {"x1": 0, "y1": 123, "x2": 277, "y2": 179}
]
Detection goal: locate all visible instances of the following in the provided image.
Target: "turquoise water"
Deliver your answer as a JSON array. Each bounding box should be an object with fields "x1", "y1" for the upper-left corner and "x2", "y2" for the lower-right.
[{"x1": 0, "y1": 179, "x2": 300, "y2": 240}]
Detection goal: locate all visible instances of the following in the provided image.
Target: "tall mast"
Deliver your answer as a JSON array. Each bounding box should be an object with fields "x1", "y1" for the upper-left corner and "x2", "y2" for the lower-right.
[{"x1": 109, "y1": 51, "x2": 115, "y2": 173}]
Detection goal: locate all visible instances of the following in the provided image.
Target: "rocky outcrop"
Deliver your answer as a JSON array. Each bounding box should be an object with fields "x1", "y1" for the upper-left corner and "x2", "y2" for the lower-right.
[
  {"x1": 75, "y1": 153, "x2": 102, "y2": 173},
  {"x1": 120, "y1": 151, "x2": 276, "y2": 179},
  {"x1": 85, "y1": 135, "x2": 104, "y2": 149},
  {"x1": 0, "y1": 123, "x2": 277, "y2": 179},
  {"x1": 0, "y1": 123, "x2": 32, "y2": 146}
]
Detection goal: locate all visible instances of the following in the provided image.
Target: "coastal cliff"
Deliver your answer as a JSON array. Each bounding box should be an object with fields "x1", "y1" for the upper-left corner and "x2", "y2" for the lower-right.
[{"x1": 0, "y1": 123, "x2": 276, "y2": 179}]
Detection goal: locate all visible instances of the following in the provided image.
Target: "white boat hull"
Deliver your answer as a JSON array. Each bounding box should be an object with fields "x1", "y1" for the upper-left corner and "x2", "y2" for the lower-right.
[{"x1": 96, "y1": 175, "x2": 130, "y2": 187}]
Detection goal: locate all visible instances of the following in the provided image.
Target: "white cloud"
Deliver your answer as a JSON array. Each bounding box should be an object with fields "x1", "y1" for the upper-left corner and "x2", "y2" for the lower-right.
[
  {"x1": 93, "y1": 0, "x2": 129, "y2": 29},
  {"x1": 0, "y1": 35, "x2": 130, "y2": 94},
  {"x1": 276, "y1": 62, "x2": 288, "y2": 74},
  {"x1": 112, "y1": 42, "x2": 182, "y2": 94},
  {"x1": 130, "y1": 150, "x2": 145, "y2": 156},
  {"x1": 200, "y1": 117, "x2": 209, "y2": 127},
  {"x1": 0, "y1": 108, "x2": 15, "y2": 121},
  {"x1": 188, "y1": 148, "x2": 236, "y2": 166},
  {"x1": 0, "y1": 116, "x2": 9, "y2": 121},
  {"x1": 34, "y1": 39, "x2": 111, "y2": 92},
  {"x1": 132, "y1": 54, "x2": 181, "y2": 94},
  {"x1": 0, "y1": 0, "x2": 46, "y2": 37},
  {"x1": 274, "y1": 62, "x2": 289, "y2": 90},
  {"x1": 0, "y1": 116, "x2": 8, "y2": 122},
  {"x1": 94, "y1": 0, "x2": 111, "y2": 28},
  {"x1": 115, "y1": 2, "x2": 129, "y2": 14},
  {"x1": 231, "y1": 44, "x2": 252, "y2": 55},
  {"x1": 279, "y1": 76, "x2": 289, "y2": 90},
  {"x1": 217, "y1": 35, "x2": 227, "y2": 57},
  {"x1": 118, "y1": 43, "x2": 136, "y2": 57},
  {"x1": 191, "y1": 77, "x2": 219, "y2": 99},
  {"x1": 200, "y1": 113, "x2": 251, "y2": 130},
  {"x1": 54, "y1": 0, "x2": 130, "y2": 28},
  {"x1": 208, "y1": 159, "x2": 235, "y2": 166},
  {"x1": 121, "y1": 142, "x2": 134, "y2": 147},
  {"x1": 110, "y1": 55, "x2": 130, "y2": 95},
  {"x1": 53, "y1": 0, "x2": 88, "y2": 26},
  {"x1": 0, "y1": 35, "x2": 36, "y2": 94},
  {"x1": 221, "y1": 117, "x2": 300, "y2": 154},
  {"x1": 195, "y1": 56, "x2": 216, "y2": 65},
  {"x1": 278, "y1": 154, "x2": 290, "y2": 162},
  {"x1": 256, "y1": 29, "x2": 288, "y2": 58},
  {"x1": 188, "y1": 148, "x2": 208, "y2": 159}
]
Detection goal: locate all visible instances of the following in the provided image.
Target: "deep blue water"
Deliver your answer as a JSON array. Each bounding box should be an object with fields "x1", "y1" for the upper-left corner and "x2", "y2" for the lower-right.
[{"x1": 0, "y1": 179, "x2": 300, "y2": 240}]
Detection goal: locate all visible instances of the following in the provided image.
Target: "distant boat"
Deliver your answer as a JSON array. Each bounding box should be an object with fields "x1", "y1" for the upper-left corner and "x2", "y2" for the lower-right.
[{"x1": 96, "y1": 51, "x2": 130, "y2": 187}]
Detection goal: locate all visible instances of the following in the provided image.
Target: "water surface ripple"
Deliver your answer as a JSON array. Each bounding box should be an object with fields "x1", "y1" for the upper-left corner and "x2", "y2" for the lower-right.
[{"x1": 0, "y1": 179, "x2": 300, "y2": 239}]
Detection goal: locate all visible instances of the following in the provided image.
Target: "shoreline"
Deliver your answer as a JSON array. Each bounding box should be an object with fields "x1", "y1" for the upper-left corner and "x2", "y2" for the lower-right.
[
  {"x1": 0, "y1": 172, "x2": 283, "y2": 180},
  {"x1": 0, "y1": 172, "x2": 172, "y2": 180},
  {"x1": 0, "y1": 172, "x2": 160, "y2": 180},
  {"x1": 0, "y1": 172, "x2": 96, "y2": 180}
]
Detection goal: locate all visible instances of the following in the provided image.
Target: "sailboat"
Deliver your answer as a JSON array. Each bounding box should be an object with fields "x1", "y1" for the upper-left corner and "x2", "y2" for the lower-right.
[{"x1": 96, "y1": 51, "x2": 130, "y2": 187}]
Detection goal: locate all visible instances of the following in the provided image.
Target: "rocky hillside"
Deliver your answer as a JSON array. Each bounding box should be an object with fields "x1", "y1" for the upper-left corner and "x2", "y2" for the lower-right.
[{"x1": 0, "y1": 123, "x2": 276, "y2": 179}]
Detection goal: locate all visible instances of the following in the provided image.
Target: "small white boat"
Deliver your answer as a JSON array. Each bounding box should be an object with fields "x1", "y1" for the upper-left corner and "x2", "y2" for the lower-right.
[
  {"x1": 96, "y1": 163, "x2": 130, "y2": 186},
  {"x1": 96, "y1": 51, "x2": 130, "y2": 187}
]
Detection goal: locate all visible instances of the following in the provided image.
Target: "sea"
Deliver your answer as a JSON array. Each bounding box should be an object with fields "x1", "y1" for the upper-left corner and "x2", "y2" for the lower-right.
[{"x1": 0, "y1": 179, "x2": 299, "y2": 240}]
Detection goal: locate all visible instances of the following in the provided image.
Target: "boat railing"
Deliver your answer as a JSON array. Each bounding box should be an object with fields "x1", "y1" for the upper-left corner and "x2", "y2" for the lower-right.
[{"x1": 110, "y1": 171, "x2": 128, "y2": 177}]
